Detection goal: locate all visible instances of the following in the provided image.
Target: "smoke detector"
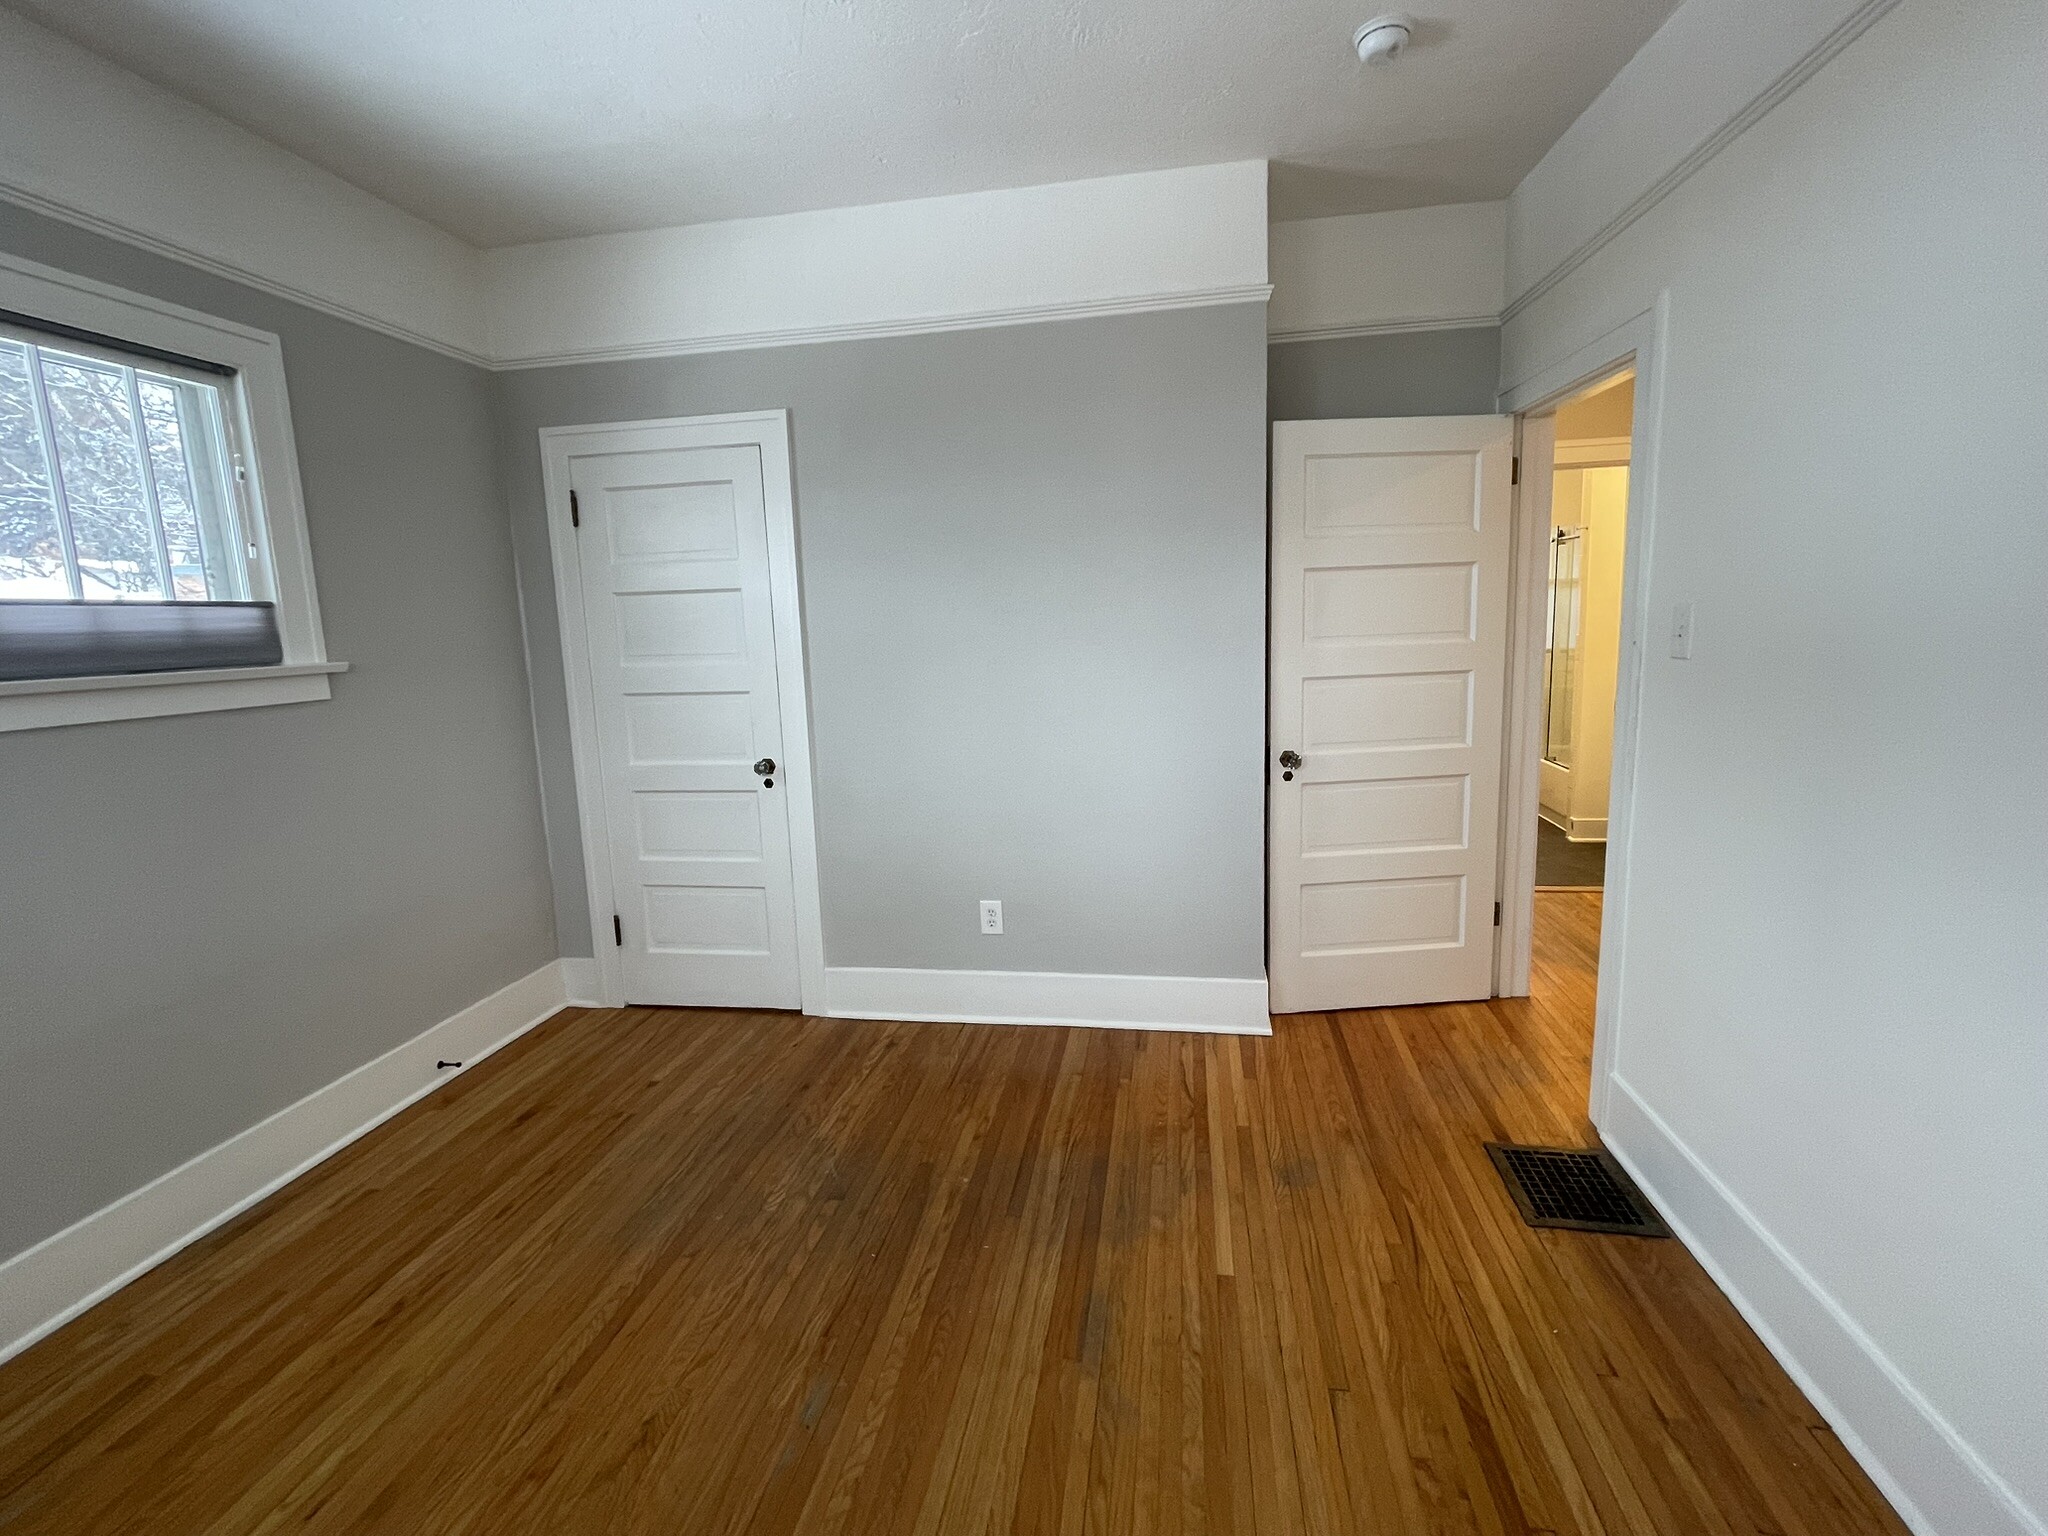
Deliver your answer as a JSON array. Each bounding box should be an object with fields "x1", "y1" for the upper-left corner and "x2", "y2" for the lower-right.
[{"x1": 1353, "y1": 13, "x2": 1414, "y2": 65}]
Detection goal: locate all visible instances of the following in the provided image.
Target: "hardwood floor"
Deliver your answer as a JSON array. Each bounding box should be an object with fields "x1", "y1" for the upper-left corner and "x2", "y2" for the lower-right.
[{"x1": 0, "y1": 892, "x2": 1906, "y2": 1534}]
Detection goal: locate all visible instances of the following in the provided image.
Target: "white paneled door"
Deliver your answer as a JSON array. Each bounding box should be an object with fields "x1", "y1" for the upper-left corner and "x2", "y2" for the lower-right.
[
  {"x1": 571, "y1": 442, "x2": 803, "y2": 1008},
  {"x1": 1268, "y1": 416, "x2": 1515, "y2": 1013}
]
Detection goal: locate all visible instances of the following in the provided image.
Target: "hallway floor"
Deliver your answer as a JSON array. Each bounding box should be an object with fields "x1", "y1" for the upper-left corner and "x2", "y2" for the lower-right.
[
  {"x1": 0, "y1": 894, "x2": 1907, "y2": 1534},
  {"x1": 1537, "y1": 817, "x2": 1608, "y2": 888}
]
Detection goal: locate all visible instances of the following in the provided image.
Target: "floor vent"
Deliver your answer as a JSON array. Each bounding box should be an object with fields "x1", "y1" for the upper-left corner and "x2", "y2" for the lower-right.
[{"x1": 1485, "y1": 1143, "x2": 1670, "y2": 1237}]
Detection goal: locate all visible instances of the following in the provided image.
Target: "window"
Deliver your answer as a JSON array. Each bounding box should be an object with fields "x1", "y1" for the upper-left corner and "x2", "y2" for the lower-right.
[
  {"x1": 1, "y1": 324, "x2": 249, "y2": 605},
  {"x1": 0, "y1": 252, "x2": 341, "y2": 731}
]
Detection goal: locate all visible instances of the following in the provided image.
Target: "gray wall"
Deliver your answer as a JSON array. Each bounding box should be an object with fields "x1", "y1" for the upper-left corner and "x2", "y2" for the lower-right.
[
  {"x1": 0, "y1": 204, "x2": 557, "y2": 1262},
  {"x1": 495, "y1": 304, "x2": 1269, "y2": 977},
  {"x1": 1267, "y1": 326, "x2": 1500, "y2": 420}
]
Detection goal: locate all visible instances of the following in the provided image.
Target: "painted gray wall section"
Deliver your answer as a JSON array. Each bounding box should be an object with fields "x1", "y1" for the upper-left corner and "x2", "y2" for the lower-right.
[
  {"x1": 0, "y1": 203, "x2": 557, "y2": 1263},
  {"x1": 496, "y1": 304, "x2": 1269, "y2": 977},
  {"x1": 1267, "y1": 326, "x2": 1501, "y2": 420}
]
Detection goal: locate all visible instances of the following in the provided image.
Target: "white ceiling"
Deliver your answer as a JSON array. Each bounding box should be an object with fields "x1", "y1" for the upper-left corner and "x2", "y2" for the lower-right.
[{"x1": 10, "y1": 0, "x2": 1681, "y2": 249}]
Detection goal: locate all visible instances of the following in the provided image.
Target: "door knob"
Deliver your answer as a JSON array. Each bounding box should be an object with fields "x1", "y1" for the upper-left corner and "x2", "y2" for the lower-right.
[
  {"x1": 753, "y1": 758, "x2": 776, "y2": 777},
  {"x1": 1278, "y1": 750, "x2": 1302, "y2": 770}
]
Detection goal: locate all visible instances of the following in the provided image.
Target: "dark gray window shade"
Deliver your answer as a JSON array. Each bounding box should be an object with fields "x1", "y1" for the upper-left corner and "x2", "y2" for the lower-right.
[
  {"x1": 0, "y1": 599, "x2": 281, "y2": 681},
  {"x1": 0, "y1": 306, "x2": 236, "y2": 378}
]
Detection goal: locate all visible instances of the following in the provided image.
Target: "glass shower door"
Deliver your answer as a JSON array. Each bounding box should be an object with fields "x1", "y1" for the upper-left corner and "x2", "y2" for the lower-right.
[{"x1": 1542, "y1": 526, "x2": 1584, "y2": 769}]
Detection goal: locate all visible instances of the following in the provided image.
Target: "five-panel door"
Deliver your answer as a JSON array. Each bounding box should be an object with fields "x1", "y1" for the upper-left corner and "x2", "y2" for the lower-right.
[
  {"x1": 1268, "y1": 416, "x2": 1515, "y2": 1013},
  {"x1": 572, "y1": 443, "x2": 802, "y2": 1008}
]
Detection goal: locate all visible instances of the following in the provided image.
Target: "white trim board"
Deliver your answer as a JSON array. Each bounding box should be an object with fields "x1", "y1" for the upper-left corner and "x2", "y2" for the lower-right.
[
  {"x1": 1603, "y1": 1077, "x2": 2045, "y2": 1536},
  {"x1": 540, "y1": 410, "x2": 828, "y2": 1014},
  {"x1": 1266, "y1": 314, "x2": 1498, "y2": 346},
  {"x1": 0, "y1": 662, "x2": 347, "y2": 732},
  {"x1": 1555, "y1": 435, "x2": 1632, "y2": 469},
  {"x1": 823, "y1": 968, "x2": 1271, "y2": 1035},
  {"x1": 493, "y1": 284, "x2": 1273, "y2": 370},
  {"x1": 559, "y1": 957, "x2": 604, "y2": 1007},
  {"x1": 1494, "y1": 412, "x2": 1553, "y2": 1001},
  {"x1": 0, "y1": 960, "x2": 572, "y2": 1368},
  {"x1": 484, "y1": 161, "x2": 1271, "y2": 369},
  {"x1": 1503, "y1": 0, "x2": 1906, "y2": 322}
]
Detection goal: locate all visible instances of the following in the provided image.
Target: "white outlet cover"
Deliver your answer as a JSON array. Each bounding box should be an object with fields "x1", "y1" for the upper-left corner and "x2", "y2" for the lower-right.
[{"x1": 979, "y1": 899, "x2": 1003, "y2": 934}]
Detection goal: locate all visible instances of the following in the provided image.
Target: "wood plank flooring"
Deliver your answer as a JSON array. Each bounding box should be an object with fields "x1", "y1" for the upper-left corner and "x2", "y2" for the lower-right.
[{"x1": 0, "y1": 892, "x2": 1907, "y2": 1534}]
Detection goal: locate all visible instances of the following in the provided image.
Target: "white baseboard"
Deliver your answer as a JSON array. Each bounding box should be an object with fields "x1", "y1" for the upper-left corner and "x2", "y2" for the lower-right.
[
  {"x1": 1602, "y1": 1077, "x2": 2042, "y2": 1536},
  {"x1": 822, "y1": 966, "x2": 1271, "y2": 1035},
  {"x1": 1567, "y1": 816, "x2": 1608, "y2": 843},
  {"x1": 0, "y1": 959, "x2": 572, "y2": 1368},
  {"x1": 559, "y1": 956, "x2": 602, "y2": 1005}
]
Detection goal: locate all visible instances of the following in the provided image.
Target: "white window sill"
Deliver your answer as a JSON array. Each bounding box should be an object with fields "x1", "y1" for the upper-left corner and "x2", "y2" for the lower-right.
[{"x1": 0, "y1": 661, "x2": 349, "y2": 733}]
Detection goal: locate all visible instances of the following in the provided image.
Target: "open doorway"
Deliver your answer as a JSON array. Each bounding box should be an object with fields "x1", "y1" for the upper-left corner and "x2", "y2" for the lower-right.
[
  {"x1": 1495, "y1": 317, "x2": 1658, "y2": 1125},
  {"x1": 1537, "y1": 372, "x2": 1633, "y2": 893}
]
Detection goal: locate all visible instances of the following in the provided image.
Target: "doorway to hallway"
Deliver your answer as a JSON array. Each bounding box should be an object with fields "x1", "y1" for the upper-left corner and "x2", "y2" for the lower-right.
[{"x1": 1535, "y1": 371, "x2": 1631, "y2": 893}]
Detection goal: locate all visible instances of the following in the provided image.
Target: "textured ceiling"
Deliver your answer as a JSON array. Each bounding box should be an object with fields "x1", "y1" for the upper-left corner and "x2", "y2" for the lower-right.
[{"x1": 10, "y1": 0, "x2": 1681, "y2": 248}]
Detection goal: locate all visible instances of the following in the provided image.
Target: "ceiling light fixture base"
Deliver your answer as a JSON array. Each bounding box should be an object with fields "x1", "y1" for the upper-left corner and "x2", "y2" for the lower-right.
[{"x1": 1353, "y1": 13, "x2": 1415, "y2": 65}]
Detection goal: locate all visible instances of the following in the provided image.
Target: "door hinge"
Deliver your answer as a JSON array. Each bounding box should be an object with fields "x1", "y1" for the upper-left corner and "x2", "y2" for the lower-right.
[
  {"x1": 1511, "y1": 456, "x2": 1521, "y2": 485},
  {"x1": 612, "y1": 913, "x2": 623, "y2": 947},
  {"x1": 570, "y1": 489, "x2": 581, "y2": 528},
  {"x1": 1494, "y1": 900, "x2": 1502, "y2": 926}
]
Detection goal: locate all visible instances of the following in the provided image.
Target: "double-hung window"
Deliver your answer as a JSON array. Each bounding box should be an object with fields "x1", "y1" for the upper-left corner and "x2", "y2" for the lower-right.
[{"x1": 0, "y1": 252, "x2": 341, "y2": 730}]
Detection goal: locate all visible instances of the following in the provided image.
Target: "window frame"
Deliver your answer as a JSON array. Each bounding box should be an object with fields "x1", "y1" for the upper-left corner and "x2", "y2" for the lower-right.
[{"x1": 0, "y1": 251, "x2": 343, "y2": 731}]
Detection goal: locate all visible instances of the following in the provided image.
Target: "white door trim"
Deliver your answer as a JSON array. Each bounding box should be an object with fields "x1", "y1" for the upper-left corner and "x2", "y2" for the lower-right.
[
  {"x1": 539, "y1": 410, "x2": 826, "y2": 1014},
  {"x1": 1495, "y1": 297, "x2": 1669, "y2": 1127},
  {"x1": 1495, "y1": 409, "x2": 1553, "y2": 998}
]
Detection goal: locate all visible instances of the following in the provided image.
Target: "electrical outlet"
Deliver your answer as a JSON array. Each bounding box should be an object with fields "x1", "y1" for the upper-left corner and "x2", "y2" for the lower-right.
[
  {"x1": 979, "y1": 899, "x2": 1003, "y2": 935},
  {"x1": 1669, "y1": 601, "x2": 1695, "y2": 660}
]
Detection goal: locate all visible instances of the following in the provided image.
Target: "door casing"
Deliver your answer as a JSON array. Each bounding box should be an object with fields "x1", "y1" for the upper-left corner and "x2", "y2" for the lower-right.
[
  {"x1": 1494, "y1": 300, "x2": 1667, "y2": 1128},
  {"x1": 541, "y1": 410, "x2": 826, "y2": 1014}
]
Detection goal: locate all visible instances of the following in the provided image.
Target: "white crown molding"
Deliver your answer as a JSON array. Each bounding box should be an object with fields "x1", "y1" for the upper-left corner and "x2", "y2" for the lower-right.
[
  {"x1": 1267, "y1": 314, "x2": 1499, "y2": 346},
  {"x1": 1, "y1": 20, "x2": 1270, "y2": 373},
  {"x1": 0, "y1": 9, "x2": 489, "y2": 365},
  {"x1": 493, "y1": 283, "x2": 1275, "y2": 370},
  {"x1": 4, "y1": 158, "x2": 1270, "y2": 372},
  {"x1": 1503, "y1": 0, "x2": 1907, "y2": 325},
  {"x1": 0, "y1": 182, "x2": 494, "y2": 370},
  {"x1": 484, "y1": 161, "x2": 1271, "y2": 370},
  {"x1": 0, "y1": 960, "x2": 572, "y2": 1366},
  {"x1": 822, "y1": 967, "x2": 1272, "y2": 1035},
  {"x1": 1603, "y1": 1077, "x2": 2044, "y2": 1536}
]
